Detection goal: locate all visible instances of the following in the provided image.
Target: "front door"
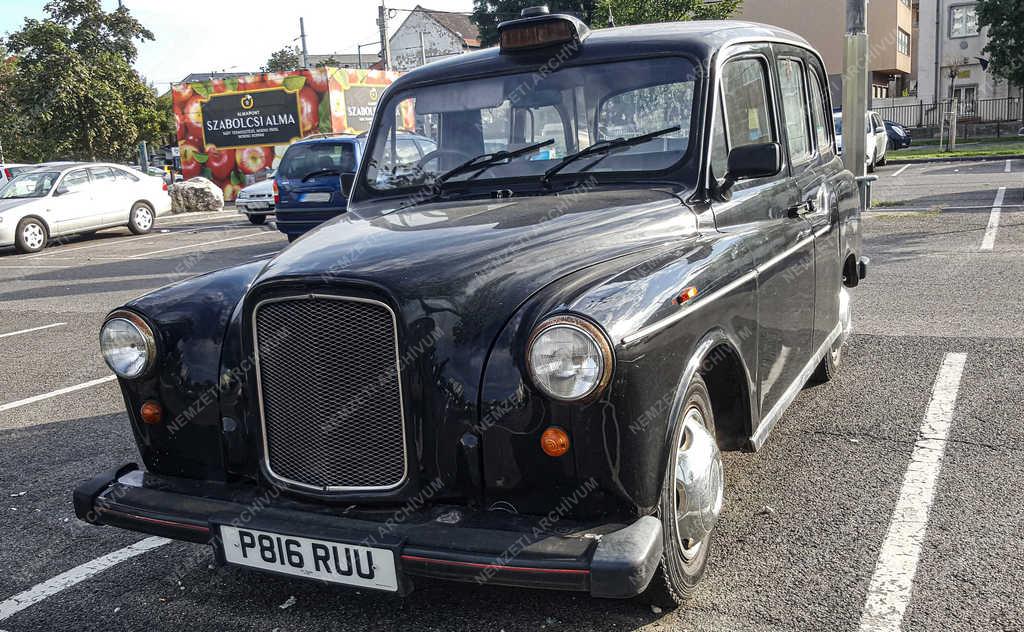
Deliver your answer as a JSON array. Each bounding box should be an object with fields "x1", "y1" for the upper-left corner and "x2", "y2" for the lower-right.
[
  {"x1": 50, "y1": 168, "x2": 97, "y2": 234},
  {"x1": 710, "y1": 47, "x2": 816, "y2": 420}
]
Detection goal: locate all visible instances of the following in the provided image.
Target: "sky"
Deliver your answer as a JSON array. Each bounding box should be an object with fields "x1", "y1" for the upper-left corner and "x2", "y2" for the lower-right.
[{"x1": 0, "y1": 0, "x2": 475, "y2": 89}]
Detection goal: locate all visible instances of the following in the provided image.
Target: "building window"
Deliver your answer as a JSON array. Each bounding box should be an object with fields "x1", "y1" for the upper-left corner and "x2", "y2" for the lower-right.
[
  {"x1": 897, "y1": 28, "x2": 911, "y2": 55},
  {"x1": 950, "y1": 5, "x2": 979, "y2": 37}
]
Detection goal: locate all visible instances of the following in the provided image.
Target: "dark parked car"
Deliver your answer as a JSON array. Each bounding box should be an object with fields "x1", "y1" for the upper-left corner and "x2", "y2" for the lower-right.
[
  {"x1": 883, "y1": 119, "x2": 913, "y2": 149},
  {"x1": 76, "y1": 12, "x2": 867, "y2": 608},
  {"x1": 273, "y1": 132, "x2": 437, "y2": 241}
]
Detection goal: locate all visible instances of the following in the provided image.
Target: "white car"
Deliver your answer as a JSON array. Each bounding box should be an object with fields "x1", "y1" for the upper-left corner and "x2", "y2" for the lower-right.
[
  {"x1": 0, "y1": 162, "x2": 172, "y2": 254},
  {"x1": 235, "y1": 177, "x2": 275, "y2": 225},
  {"x1": 833, "y1": 110, "x2": 889, "y2": 172}
]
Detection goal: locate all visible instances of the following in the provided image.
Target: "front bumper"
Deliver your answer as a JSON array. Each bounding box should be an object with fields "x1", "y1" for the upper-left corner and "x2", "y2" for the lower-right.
[
  {"x1": 74, "y1": 464, "x2": 663, "y2": 599},
  {"x1": 237, "y1": 202, "x2": 275, "y2": 216}
]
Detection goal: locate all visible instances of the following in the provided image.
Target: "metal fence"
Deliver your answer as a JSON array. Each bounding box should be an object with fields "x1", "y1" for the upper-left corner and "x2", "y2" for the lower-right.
[{"x1": 873, "y1": 97, "x2": 1023, "y2": 129}]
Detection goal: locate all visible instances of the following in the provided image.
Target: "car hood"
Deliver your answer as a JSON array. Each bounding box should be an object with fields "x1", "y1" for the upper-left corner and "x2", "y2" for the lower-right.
[
  {"x1": 0, "y1": 198, "x2": 43, "y2": 214},
  {"x1": 251, "y1": 186, "x2": 697, "y2": 342}
]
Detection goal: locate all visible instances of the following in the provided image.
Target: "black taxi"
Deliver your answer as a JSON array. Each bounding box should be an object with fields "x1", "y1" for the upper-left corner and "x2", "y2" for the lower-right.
[{"x1": 76, "y1": 9, "x2": 867, "y2": 607}]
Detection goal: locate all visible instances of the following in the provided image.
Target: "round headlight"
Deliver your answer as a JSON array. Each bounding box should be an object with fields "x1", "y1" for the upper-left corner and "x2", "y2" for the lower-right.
[
  {"x1": 527, "y1": 315, "x2": 613, "y2": 402},
  {"x1": 100, "y1": 311, "x2": 156, "y2": 379}
]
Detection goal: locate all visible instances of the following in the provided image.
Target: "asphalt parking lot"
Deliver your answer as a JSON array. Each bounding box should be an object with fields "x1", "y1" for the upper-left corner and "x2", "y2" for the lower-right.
[{"x1": 1, "y1": 159, "x2": 1022, "y2": 631}]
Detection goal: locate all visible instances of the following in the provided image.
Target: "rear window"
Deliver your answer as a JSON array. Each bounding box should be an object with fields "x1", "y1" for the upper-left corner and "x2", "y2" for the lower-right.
[{"x1": 279, "y1": 142, "x2": 357, "y2": 180}]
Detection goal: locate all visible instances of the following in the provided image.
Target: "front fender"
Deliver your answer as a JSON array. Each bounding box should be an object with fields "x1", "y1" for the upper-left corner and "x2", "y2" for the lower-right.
[{"x1": 116, "y1": 261, "x2": 264, "y2": 480}]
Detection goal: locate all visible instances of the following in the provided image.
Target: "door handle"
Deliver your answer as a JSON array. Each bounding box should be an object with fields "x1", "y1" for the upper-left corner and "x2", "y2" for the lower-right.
[{"x1": 786, "y1": 200, "x2": 814, "y2": 217}]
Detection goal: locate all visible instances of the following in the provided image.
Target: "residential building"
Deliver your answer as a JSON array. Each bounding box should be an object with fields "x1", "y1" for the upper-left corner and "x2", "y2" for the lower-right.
[
  {"x1": 735, "y1": 0, "x2": 914, "y2": 101},
  {"x1": 914, "y1": 0, "x2": 1019, "y2": 104},
  {"x1": 388, "y1": 6, "x2": 481, "y2": 71}
]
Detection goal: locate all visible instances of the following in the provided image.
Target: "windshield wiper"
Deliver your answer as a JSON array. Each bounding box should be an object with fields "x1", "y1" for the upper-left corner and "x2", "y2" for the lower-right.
[
  {"x1": 433, "y1": 138, "x2": 555, "y2": 187},
  {"x1": 301, "y1": 168, "x2": 340, "y2": 182},
  {"x1": 387, "y1": 139, "x2": 556, "y2": 214},
  {"x1": 539, "y1": 125, "x2": 681, "y2": 188}
]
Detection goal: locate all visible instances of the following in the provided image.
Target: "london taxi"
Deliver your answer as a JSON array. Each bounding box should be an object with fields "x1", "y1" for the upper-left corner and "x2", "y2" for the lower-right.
[{"x1": 76, "y1": 9, "x2": 867, "y2": 608}]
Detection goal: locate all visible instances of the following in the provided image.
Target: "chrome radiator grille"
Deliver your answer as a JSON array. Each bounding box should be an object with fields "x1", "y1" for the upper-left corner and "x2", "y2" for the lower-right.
[{"x1": 253, "y1": 295, "x2": 407, "y2": 491}]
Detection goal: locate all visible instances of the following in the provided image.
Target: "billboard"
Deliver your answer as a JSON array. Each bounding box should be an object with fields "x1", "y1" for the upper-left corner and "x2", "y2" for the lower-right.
[{"x1": 173, "y1": 68, "x2": 400, "y2": 201}]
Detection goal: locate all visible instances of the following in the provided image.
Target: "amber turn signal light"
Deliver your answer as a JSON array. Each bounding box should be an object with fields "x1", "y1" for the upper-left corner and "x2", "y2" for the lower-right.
[
  {"x1": 140, "y1": 401, "x2": 163, "y2": 425},
  {"x1": 674, "y1": 286, "x2": 699, "y2": 305},
  {"x1": 541, "y1": 426, "x2": 570, "y2": 457}
]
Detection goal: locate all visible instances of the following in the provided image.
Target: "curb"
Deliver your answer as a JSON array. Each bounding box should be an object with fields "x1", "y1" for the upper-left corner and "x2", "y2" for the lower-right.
[{"x1": 888, "y1": 154, "x2": 1024, "y2": 165}]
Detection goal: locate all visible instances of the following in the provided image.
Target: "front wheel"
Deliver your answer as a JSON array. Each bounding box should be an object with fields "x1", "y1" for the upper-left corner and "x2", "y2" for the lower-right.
[
  {"x1": 128, "y1": 203, "x2": 155, "y2": 235},
  {"x1": 248, "y1": 214, "x2": 267, "y2": 225},
  {"x1": 15, "y1": 218, "x2": 48, "y2": 253},
  {"x1": 640, "y1": 373, "x2": 724, "y2": 609},
  {"x1": 867, "y1": 151, "x2": 876, "y2": 173}
]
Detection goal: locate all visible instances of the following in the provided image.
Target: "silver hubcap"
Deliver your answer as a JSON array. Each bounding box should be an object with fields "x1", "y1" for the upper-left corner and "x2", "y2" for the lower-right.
[
  {"x1": 134, "y1": 207, "x2": 153, "y2": 230},
  {"x1": 22, "y1": 223, "x2": 44, "y2": 249},
  {"x1": 674, "y1": 406, "x2": 724, "y2": 562}
]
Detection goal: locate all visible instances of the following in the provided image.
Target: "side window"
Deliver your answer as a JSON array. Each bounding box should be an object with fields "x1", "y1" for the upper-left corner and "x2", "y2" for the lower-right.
[
  {"x1": 807, "y1": 68, "x2": 832, "y2": 153},
  {"x1": 88, "y1": 166, "x2": 116, "y2": 182},
  {"x1": 778, "y1": 58, "x2": 812, "y2": 164},
  {"x1": 721, "y1": 58, "x2": 775, "y2": 148},
  {"x1": 709, "y1": 93, "x2": 729, "y2": 180},
  {"x1": 55, "y1": 169, "x2": 90, "y2": 195},
  {"x1": 112, "y1": 168, "x2": 140, "y2": 182}
]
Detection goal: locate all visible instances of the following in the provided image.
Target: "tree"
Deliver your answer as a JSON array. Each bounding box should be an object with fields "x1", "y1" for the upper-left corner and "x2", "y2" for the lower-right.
[
  {"x1": 471, "y1": 1, "x2": 600, "y2": 47},
  {"x1": 0, "y1": 0, "x2": 168, "y2": 163},
  {"x1": 598, "y1": 0, "x2": 743, "y2": 26},
  {"x1": 976, "y1": 0, "x2": 1024, "y2": 89},
  {"x1": 263, "y1": 46, "x2": 302, "y2": 72}
]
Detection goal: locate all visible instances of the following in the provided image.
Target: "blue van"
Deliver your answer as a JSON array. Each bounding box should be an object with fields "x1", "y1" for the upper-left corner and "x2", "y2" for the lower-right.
[
  {"x1": 273, "y1": 135, "x2": 364, "y2": 241},
  {"x1": 274, "y1": 132, "x2": 438, "y2": 241}
]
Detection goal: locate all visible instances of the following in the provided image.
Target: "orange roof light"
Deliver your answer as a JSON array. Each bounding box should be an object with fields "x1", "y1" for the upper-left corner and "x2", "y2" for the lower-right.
[{"x1": 541, "y1": 426, "x2": 570, "y2": 457}]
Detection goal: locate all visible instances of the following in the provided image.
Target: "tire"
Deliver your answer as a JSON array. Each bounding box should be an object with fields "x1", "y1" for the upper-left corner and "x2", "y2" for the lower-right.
[
  {"x1": 812, "y1": 288, "x2": 852, "y2": 384},
  {"x1": 14, "y1": 217, "x2": 48, "y2": 253},
  {"x1": 128, "y1": 202, "x2": 155, "y2": 235},
  {"x1": 248, "y1": 214, "x2": 267, "y2": 225},
  {"x1": 867, "y1": 151, "x2": 876, "y2": 173},
  {"x1": 640, "y1": 373, "x2": 718, "y2": 609},
  {"x1": 878, "y1": 143, "x2": 888, "y2": 166}
]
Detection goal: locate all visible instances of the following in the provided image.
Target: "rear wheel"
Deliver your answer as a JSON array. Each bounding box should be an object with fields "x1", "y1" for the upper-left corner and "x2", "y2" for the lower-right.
[
  {"x1": 640, "y1": 373, "x2": 722, "y2": 609},
  {"x1": 248, "y1": 214, "x2": 267, "y2": 225},
  {"x1": 15, "y1": 218, "x2": 48, "y2": 253},
  {"x1": 812, "y1": 287, "x2": 852, "y2": 383},
  {"x1": 867, "y1": 150, "x2": 876, "y2": 173},
  {"x1": 128, "y1": 202, "x2": 154, "y2": 235}
]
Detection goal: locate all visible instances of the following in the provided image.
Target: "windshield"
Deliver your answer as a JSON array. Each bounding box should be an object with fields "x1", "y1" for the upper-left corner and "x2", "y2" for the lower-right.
[
  {"x1": 364, "y1": 57, "x2": 698, "y2": 192},
  {"x1": 0, "y1": 171, "x2": 60, "y2": 199},
  {"x1": 279, "y1": 142, "x2": 357, "y2": 180}
]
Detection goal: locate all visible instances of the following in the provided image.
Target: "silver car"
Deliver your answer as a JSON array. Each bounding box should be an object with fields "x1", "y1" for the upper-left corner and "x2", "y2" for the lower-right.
[
  {"x1": 0, "y1": 162, "x2": 172, "y2": 253},
  {"x1": 235, "y1": 177, "x2": 276, "y2": 225}
]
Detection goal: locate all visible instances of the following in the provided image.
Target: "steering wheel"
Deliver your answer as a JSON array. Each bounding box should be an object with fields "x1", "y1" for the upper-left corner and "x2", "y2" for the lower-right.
[{"x1": 416, "y1": 148, "x2": 475, "y2": 171}]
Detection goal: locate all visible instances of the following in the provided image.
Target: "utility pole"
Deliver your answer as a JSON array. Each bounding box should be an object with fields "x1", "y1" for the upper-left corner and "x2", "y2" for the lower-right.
[
  {"x1": 377, "y1": 1, "x2": 392, "y2": 71},
  {"x1": 299, "y1": 17, "x2": 309, "y2": 69},
  {"x1": 843, "y1": 0, "x2": 872, "y2": 209}
]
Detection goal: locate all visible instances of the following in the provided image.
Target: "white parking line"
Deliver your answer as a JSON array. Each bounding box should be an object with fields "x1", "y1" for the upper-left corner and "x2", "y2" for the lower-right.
[
  {"x1": 891, "y1": 164, "x2": 910, "y2": 178},
  {"x1": 0, "y1": 323, "x2": 65, "y2": 339},
  {"x1": 0, "y1": 376, "x2": 116, "y2": 413},
  {"x1": 980, "y1": 187, "x2": 1006, "y2": 251},
  {"x1": 0, "y1": 537, "x2": 168, "y2": 621},
  {"x1": 124, "y1": 230, "x2": 279, "y2": 259},
  {"x1": 1005, "y1": 159, "x2": 1012, "y2": 173},
  {"x1": 858, "y1": 352, "x2": 967, "y2": 632}
]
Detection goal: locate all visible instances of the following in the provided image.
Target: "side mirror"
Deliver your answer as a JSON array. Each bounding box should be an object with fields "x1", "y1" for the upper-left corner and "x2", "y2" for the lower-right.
[
  {"x1": 339, "y1": 172, "x2": 356, "y2": 198},
  {"x1": 716, "y1": 142, "x2": 782, "y2": 199}
]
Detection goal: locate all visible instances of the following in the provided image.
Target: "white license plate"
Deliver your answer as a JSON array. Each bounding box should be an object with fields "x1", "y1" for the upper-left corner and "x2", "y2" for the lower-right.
[
  {"x1": 246, "y1": 202, "x2": 269, "y2": 210},
  {"x1": 299, "y1": 192, "x2": 332, "y2": 203},
  {"x1": 220, "y1": 525, "x2": 398, "y2": 591}
]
